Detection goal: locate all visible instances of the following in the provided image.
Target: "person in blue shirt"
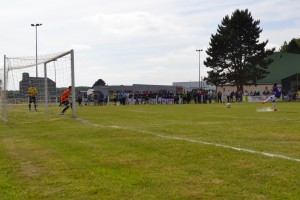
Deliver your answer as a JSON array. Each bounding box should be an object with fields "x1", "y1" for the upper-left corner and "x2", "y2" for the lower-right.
[{"x1": 262, "y1": 83, "x2": 281, "y2": 111}]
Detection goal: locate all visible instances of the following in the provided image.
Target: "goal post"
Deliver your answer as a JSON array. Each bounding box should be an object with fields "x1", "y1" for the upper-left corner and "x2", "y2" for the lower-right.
[
  {"x1": 43, "y1": 50, "x2": 76, "y2": 117},
  {"x1": 0, "y1": 49, "x2": 76, "y2": 123},
  {"x1": 1, "y1": 55, "x2": 8, "y2": 123}
]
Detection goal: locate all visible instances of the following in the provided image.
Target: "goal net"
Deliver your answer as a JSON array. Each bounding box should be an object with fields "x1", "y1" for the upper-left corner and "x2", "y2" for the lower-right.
[{"x1": 0, "y1": 50, "x2": 76, "y2": 123}]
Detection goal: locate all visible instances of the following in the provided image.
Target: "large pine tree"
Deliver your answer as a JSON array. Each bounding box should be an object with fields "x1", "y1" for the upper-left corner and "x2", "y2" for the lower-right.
[{"x1": 204, "y1": 9, "x2": 274, "y2": 92}]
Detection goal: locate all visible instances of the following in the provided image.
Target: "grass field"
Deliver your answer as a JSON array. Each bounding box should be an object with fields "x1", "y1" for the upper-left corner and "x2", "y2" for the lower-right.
[{"x1": 0, "y1": 102, "x2": 300, "y2": 199}]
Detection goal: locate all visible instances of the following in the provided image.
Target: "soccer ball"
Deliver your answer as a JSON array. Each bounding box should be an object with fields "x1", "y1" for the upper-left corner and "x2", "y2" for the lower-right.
[{"x1": 226, "y1": 103, "x2": 231, "y2": 108}]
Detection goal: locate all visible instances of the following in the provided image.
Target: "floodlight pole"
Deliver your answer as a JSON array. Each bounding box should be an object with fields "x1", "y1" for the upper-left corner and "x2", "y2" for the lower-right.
[
  {"x1": 31, "y1": 23, "x2": 42, "y2": 78},
  {"x1": 196, "y1": 49, "x2": 203, "y2": 88}
]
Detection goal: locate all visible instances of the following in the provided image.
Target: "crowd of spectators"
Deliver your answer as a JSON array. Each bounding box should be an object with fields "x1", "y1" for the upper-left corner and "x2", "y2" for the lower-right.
[
  {"x1": 79, "y1": 89, "x2": 216, "y2": 106},
  {"x1": 77, "y1": 88, "x2": 300, "y2": 106}
]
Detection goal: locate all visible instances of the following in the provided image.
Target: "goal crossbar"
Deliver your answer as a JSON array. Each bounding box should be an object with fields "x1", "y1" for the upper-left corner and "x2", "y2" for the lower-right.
[{"x1": 6, "y1": 50, "x2": 74, "y2": 71}]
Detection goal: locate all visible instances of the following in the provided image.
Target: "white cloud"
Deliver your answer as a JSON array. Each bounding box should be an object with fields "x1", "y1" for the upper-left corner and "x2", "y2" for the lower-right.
[{"x1": 79, "y1": 11, "x2": 200, "y2": 44}]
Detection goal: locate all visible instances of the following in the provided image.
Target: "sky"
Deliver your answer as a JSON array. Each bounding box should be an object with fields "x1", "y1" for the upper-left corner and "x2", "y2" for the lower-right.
[{"x1": 1, "y1": 0, "x2": 300, "y2": 87}]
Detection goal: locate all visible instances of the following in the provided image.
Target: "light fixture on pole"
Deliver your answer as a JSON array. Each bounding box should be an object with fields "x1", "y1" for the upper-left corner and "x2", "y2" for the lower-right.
[
  {"x1": 31, "y1": 23, "x2": 42, "y2": 78},
  {"x1": 196, "y1": 49, "x2": 203, "y2": 88}
]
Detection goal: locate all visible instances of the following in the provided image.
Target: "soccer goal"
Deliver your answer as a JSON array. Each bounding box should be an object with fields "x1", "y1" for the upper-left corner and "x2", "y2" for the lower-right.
[{"x1": 0, "y1": 50, "x2": 76, "y2": 123}]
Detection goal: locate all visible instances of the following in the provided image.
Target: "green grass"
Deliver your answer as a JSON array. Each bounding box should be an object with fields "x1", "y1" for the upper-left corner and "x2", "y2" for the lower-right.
[{"x1": 0, "y1": 102, "x2": 300, "y2": 199}]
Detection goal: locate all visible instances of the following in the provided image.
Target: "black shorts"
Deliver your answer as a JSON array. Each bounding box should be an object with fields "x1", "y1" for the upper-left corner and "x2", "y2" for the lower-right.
[
  {"x1": 29, "y1": 96, "x2": 36, "y2": 104},
  {"x1": 61, "y1": 100, "x2": 70, "y2": 106}
]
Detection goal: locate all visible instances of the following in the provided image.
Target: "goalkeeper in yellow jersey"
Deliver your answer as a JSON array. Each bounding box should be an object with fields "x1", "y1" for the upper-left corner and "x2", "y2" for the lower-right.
[{"x1": 28, "y1": 84, "x2": 38, "y2": 111}]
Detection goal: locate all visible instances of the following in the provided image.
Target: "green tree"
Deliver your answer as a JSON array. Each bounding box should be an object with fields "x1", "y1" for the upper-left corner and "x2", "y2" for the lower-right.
[
  {"x1": 280, "y1": 38, "x2": 300, "y2": 53},
  {"x1": 92, "y1": 79, "x2": 106, "y2": 88},
  {"x1": 204, "y1": 9, "x2": 274, "y2": 92},
  {"x1": 279, "y1": 41, "x2": 288, "y2": 52},
  {"x1": 286, "y1": 38, "x2": 300, "y2": 54}
]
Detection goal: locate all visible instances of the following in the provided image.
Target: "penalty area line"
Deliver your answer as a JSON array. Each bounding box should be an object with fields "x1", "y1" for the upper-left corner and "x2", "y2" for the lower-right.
[{"x1": 76, "y1": 117, "x2": 300, "y2": 163}]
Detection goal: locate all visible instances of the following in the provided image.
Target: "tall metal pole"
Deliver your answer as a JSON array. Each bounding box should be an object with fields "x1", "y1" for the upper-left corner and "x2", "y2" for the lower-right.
[
  {"x1": 31, "y1": 23, "x2": 42, "y2": 78},
  {"x1": 44, "y1": 63, "x2": 48, "y2": 112},
  {"x1": 35, "y1": 26, "x2": 38, "y2": 77},
  {"x1": 70, "y1": 49, "x2": 76, "y2": 118},
  {"x1": 3, "y1": 55, "x2": 7, "y2": 123},
  {"x1": 54, "y1": 61, "x2": 58, "y2": 105},
  {"x1": 196, "y1": 49, "x2": 203, "y2": 88}
]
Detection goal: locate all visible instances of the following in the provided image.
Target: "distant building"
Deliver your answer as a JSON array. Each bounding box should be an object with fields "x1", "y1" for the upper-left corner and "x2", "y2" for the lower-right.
[
  {"x1": 258, "y1": 52, "x2": 300, "y2": 85},
  {"x1": 94, "y1": 84, "x2": 182, "y2": 97},
  {"x1": 172, "y1": 81, "x2": 216, "y2": 91},
  {"x1": 19, "y1": 73, "x2": 56, "y2": 99}
]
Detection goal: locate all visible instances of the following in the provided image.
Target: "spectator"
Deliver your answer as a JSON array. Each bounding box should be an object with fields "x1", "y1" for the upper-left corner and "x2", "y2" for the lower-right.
[
  {"x1": 217, "y1": 91, "x2": 222, "y2": 103},
  {"x1": 226, "y1": 90, "x2": 230, "y2": 103},
  {"x1": 77, "y1": 93, "x2": 83, "y2": 106}
]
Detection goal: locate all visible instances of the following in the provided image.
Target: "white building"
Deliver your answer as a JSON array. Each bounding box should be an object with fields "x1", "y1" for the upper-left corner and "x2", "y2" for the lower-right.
[{"x1": 172, "y1": 81, "x2": 216, "y2": 91}]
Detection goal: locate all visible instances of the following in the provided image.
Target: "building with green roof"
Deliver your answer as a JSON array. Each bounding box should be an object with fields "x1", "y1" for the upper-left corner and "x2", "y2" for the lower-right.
[
  {"x1": 258, "y1": 52, "x2": 300, "y2": 90},
  {"x1": 216, "y1": 52, "x2": 300, "y2": 97}
]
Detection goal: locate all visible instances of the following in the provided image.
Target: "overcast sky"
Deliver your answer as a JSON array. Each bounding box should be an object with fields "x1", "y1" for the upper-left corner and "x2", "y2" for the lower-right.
[{"x1": 1, "y1": 0, "x2": 300, "y2": 87}]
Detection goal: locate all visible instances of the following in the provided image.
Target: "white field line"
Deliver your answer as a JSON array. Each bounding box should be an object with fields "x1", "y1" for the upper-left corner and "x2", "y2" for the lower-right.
[{"x1": 76, "y1": 118, "x2": 300, "y2": 163}]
